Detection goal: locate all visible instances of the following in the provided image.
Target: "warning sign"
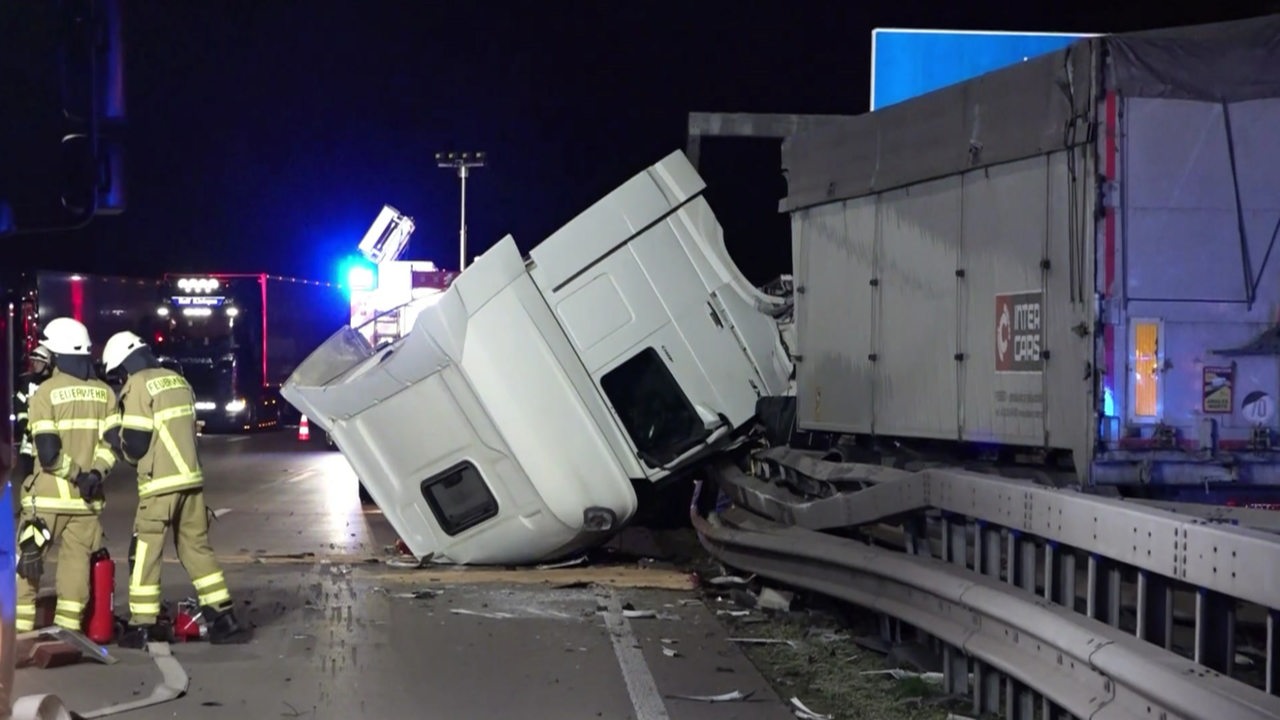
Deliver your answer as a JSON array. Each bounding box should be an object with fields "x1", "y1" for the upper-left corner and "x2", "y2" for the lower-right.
[
  {"x1": 995, "y1": 291, "x2": 1043, "y2": 373},
  {"x1": 1201, "y1": 366, "x2": 1234, "y2": 414}
]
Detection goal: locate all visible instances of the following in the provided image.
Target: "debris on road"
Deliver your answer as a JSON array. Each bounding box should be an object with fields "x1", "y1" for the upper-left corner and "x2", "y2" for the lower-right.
[
  {"x1": 16, "y1": 627, "x2": 116, "y2": 666},
  {"x1": 449, "y1": 608, "x2": 516, "y2": 619},
  {"x1": 666, "y1": 690, "x2": 756, "y2": 703},
  {"x1": 537, "y1": 555, "x2": 589, "y2": 570},
  {"x1": 705, "y1": 573, "x2": 755, "y2": 587},
  {"x1": 860, "y1": 669, "x2": 945, "y2": 684},
  {"x1": 729, "y1": 637, "x2": 800, "y2": 649},
  {"x1": 22, "y1": 641, "x2": 81, "y2": 669},
  {"x1": 375, "y1": 587, "x2": 443, "y2": 600},
  {"x1": 790, "y1": 696, "x2": 834, "y2": 719}
]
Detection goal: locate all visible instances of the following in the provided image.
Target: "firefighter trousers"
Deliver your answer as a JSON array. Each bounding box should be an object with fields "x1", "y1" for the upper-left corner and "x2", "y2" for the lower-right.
[
  {"x1": 15, "y1": 512, "x2": 104, "y2": 632},
  {"x1": 129, "y1": 488, "x2": 232, "y2": 625}
]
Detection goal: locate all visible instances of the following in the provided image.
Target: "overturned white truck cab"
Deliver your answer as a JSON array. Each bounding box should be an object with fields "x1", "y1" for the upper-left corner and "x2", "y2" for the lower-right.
[{"x1": 282, "y1": 150, "x2": 793, "y2": 564}]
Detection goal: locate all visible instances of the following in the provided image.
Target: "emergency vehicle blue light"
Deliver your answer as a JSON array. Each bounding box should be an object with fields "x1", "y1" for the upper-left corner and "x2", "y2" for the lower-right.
[{"x1": 341, "y1": 257, "x2": 377, "y2": 292}]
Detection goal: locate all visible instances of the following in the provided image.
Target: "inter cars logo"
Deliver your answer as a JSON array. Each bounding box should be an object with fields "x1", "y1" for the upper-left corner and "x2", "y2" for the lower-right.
[{"x1": 995, "y1": 291, "x2": 1044, "y2": 373}]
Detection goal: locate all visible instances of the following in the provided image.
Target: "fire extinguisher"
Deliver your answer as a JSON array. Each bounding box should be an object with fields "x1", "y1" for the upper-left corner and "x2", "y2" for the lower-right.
[{"x1": 86, "y1": 548, "x2": 116, "y2": 645}]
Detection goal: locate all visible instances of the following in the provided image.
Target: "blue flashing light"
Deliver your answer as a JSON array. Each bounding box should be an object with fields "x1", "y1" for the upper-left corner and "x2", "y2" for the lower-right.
[
  {"x1": 1102, "y1": 386, "x2": 1116, "y2": 418},
  {"x1": 340, "y1": 256, "x2": 377, "y2": 292}
]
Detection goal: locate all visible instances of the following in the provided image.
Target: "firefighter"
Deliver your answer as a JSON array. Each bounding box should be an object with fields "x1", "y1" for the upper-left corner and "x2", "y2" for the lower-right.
[
  {"x1": 14, "y1": 344, "x2": 54, "y2": 481},
  {"x1": 101, "y1": 330, "x2": 249, "y2": 646},
  {"x1": 15, "y1": 318, "x2": 119, "y2": 633}
]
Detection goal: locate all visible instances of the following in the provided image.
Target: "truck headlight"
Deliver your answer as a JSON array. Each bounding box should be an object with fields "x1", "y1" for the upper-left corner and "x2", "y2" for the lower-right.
[
  {"x1": 225, "y1": 399, "x2": 247, "y2": 413},
  {"x1": 583, "y1": 507, "x2": 617, "y2": 532},
  {"x1": 194, "y1": 401, "x2": 216, "y2": 411}
]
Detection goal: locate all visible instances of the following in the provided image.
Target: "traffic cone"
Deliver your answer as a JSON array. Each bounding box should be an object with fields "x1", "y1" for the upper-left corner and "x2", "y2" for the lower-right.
[{"x1": 298, "y1": 415, "x2": 310, "y2": 441}]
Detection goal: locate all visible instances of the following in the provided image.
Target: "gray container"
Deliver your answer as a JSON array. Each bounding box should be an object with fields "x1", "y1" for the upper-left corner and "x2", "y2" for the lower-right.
[{"x1": 782, "y1": 15, "x2": 1280, "y2": 492}]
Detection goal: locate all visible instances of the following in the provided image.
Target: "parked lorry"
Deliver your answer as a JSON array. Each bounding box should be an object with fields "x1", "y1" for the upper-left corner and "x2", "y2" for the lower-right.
[
  {"x1": 283, "y1": 151, "x2": 794, "y2": 564},
  {"x1": 155, "y1": 273, "x2": 349, "y2": 433},
  {"x1": 776, "y1": 14, "x2": 1280, "y2": 504},
  {"x1": 4, "y1": 270, "x2": 163, "y2": 391}
]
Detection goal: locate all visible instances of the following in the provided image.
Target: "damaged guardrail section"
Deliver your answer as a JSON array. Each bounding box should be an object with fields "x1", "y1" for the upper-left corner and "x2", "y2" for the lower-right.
[{"x1": 698, "y1": 451, "x2": 1280, "y2": 720}]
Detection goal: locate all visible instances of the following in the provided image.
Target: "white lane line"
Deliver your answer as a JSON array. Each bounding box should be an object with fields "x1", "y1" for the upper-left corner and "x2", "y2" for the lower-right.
[
  {"x1": 285, "y1": 469, "x2": 319, "y2": 484},
  {"x1": 597, "y1": 587, "x2": 670, "y2": 720}
]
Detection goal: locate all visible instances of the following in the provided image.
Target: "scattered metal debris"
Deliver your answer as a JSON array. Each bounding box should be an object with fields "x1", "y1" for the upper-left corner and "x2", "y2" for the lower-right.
[
  {"x1": 537, "y1": 555, "x2": 589, "y2": 570},
  {"x1": 860, "y1": 668, "x2": 945, "y2": 684},
  {"x1": 662, "y1": 647, "x2": 680, "y2": 658},
  {"x1": 449, "y1": 608, "x2": 515, "y2": 619},
  {"x1": 757, "y1": 587, "x2": 794, "y2": 612},
  {"x1": 666, "y1": 690, "x2": 755, "y2": 703},
  {"x1": 790, "y1": 697, "x2": 833, "y2": 719},
  {"x1": 706, "y1": 574, "x2": 755, "y2": 587},
  {"x1": 622, "y1": 608, "x2": 657, "y2": 619},
  {"x1": 728, "y1": 637, "x2": 800, "y2": 649},
  {"x1": 375, "y1": 587, "x2": 442, "y2": 599},
  {"x1": 212, "y1": 507, "x2": 233, "y2": 518}
]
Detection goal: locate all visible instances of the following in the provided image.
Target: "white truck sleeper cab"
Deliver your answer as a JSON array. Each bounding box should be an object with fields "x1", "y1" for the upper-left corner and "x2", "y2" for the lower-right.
[{"x1": 282, "y1": 150, "x2": 792, "y2": 565}]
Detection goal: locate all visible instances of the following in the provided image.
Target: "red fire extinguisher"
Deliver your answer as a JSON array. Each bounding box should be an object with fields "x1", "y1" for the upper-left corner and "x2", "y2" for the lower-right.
[{"x1": 86, "y1": 548, "x2": 116, "y2": 645}]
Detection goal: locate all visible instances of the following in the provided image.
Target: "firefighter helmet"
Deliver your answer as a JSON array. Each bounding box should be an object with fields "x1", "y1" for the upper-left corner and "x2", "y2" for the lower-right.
[
  {"x1": 103, "y1": 330, "x2": 148, "y2": 372},
  {"x1": 41, "y1": 317, "x2": 92, "y2": 356}
]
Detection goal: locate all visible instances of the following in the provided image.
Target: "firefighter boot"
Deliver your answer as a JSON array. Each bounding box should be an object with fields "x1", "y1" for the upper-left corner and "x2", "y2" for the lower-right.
[
  {"x1": 202, "y1": 605, "x2": 251, "y2": 644},
  {"x1": 118, "y1": 621, "x2": 174, "y2": 649}
]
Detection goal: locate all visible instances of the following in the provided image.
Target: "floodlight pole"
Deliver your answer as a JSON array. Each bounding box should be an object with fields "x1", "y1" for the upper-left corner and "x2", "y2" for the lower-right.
[{"x1": 435, "y1": 151, "x2": 486, "y2": 271}]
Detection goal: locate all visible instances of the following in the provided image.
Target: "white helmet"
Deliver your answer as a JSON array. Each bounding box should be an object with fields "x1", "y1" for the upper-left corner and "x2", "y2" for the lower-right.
[
  {"x1": 41, "y1": 318, "x2": 92, "y2": 356},
  {"x1": 103, "y1": 330, "x2": 148, "y2": 372}
]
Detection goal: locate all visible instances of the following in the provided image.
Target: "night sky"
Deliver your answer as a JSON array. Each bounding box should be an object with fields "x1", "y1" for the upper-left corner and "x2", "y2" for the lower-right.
[{"x1": 3, "y1": 1, "x2": 1277, "y2": 286}]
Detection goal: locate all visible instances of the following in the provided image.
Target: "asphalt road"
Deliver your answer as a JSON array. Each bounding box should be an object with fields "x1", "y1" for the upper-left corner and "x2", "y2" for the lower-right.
[{"x1": 12, "y1": 431, "x2": 795, "y2": 719}]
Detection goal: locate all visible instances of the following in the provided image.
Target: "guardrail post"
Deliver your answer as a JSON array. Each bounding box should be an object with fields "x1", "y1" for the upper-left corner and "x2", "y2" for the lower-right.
[
  {"x1": 1087, "y1": 553, "x2": 1122, "y2": 626},
  {"x1": 946, "y1": 512, "x2": 968, "y2": 568},
  {"x1": 943, "y1": 644, "x2": 969, "y2": 696},
  {"x1": 1058, "y1": 546, "x2": 1077, "y2": 611},
  {"x1": 1007, "y1": 531, "x2": 1020, "y2": 586},
  {"x1": 1194, "y1": 587, "x2": 1236, "y2": 674},
  {"x1": 1268, "y1": 609, "x2": 1278, "y2": 695},
  {"x1": 1018, "y1": 535, "x2": 1036, "y2": 594},
  {"x1": 1136, "y1": 570, "x2": 1173, "y2": 649}
]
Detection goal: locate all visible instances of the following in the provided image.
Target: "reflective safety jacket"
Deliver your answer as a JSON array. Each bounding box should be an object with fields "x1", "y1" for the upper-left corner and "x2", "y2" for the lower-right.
[
  {"x1": 118, "y1": 368, "x2": 204, "y2": 498},
  {"x1": 25, "y1": 370, "x2": 119, "y2": 515},
  {"x1": 14, "y1": 374, "x2": 43, "y2": 474}
]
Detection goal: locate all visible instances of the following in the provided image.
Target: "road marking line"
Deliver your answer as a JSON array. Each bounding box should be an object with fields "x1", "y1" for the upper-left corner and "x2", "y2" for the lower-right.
[
  {"x1": 597, "y1": 587, "x2": 670, "y2": 720},
  {"x1": 285, "y1": 469, "x2": 318, "y2": 483}
]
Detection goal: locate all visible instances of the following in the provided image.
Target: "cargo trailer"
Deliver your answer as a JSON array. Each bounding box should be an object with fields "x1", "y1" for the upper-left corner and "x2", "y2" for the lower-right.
[
  {"x1": 780, "y1": 15, "x2": 1280, "y2": 503},
  {"x1": 156, "y1": 273, "x2": 349, "y2": 432}
]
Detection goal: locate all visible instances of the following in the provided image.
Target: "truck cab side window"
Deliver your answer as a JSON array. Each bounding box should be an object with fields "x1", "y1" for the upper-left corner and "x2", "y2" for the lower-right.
[
  {"x1": 600, "y1": 347, "x2": 707, "y2": 468},
  {"x1": 420, "y1": 462, "x2": 499, "y2": 536}
]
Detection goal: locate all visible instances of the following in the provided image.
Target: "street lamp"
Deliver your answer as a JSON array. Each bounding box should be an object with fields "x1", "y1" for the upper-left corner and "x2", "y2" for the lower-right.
[{"x1": 435, "y1": 151, "x2": 486, "y2": 271}]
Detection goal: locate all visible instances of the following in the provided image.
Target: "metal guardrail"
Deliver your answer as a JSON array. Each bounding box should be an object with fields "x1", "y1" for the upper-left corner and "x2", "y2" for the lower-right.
[{"x1": 695, "y1": 452, "x2": 1280, "y2": 720}]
